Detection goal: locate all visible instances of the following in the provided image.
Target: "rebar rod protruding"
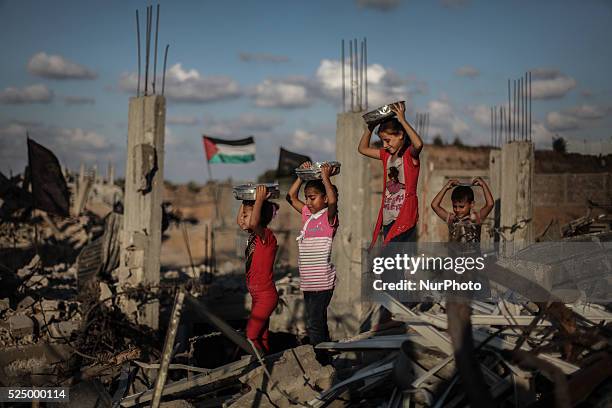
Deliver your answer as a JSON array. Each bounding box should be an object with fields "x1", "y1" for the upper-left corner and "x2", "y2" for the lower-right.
[
  {"x1": 136, "y1": 10, "x2": 141, "y2": 97},
  {"x1": 513, "y1": 79, "x2": 517, "y2": 141},
  {"x1": 144, "y1": 6, "x2": 151, "y2": 96},
  {"x1": 364, "y1": 37, "x2": 368, "y2": 110},
  {"x1": 529, "y1": 71, "x2": 532, "y2": 141},
  {"x1": 354, "y1": 38, "x2": 358, "y2": 110},
  {"x1": 162, "y1": 44, "x2": 169, "y2": 95},
  {"x1": 341, "y1": 40, "x2": 345, "y2": 113},
  {"x1": 349, "y1": 40, "x2": 354, "y2": 111},
  {"x1": 507, "y1": 79, "x2": 511, "y2": 143},
  {"x1": 152, "y1": 4, "x2": 160, "y2": 94}
]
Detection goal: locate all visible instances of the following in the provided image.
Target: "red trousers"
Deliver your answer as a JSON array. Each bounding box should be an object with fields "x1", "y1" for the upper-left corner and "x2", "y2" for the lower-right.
[{"x1": 246, "y1": 283, "x2": 278, "y2": 353}]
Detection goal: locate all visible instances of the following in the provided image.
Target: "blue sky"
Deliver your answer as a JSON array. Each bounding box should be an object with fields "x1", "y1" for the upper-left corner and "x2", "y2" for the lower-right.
[{"x1": 1, "y1": 0, "x2": 611, "y2": 182}]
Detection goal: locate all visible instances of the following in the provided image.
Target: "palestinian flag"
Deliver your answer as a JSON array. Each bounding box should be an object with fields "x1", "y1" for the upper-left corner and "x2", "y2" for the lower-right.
[{"x1": 202, "y1": 136, "x2": 255, "y2": 164}]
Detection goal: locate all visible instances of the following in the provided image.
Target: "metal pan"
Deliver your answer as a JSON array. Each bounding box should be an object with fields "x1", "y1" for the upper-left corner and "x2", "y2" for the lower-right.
[
  {"x1": 232, "y1": 183, "x2": 280, "y2": 201},
  {"x1": 295, "y1": 161, "x2": 341, "y2": 180},
  {"x1": 362, "y1": 101, "x2": 405, "y2": 127}
]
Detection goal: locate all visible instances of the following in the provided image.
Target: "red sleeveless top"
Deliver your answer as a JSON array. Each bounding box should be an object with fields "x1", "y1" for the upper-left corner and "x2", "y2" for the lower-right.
[{"x1": 370, "y1": 148, "x2": 420, "y2": 247}]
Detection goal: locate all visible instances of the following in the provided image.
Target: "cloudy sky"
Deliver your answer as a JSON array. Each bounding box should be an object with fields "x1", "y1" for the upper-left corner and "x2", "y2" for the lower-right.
[{"x1": 1, "y1": 0, "x2": 611, "y2": 182}]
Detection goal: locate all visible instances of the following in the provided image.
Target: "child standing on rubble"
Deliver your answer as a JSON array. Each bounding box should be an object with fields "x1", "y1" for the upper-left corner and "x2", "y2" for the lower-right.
[
  {"x1": 287, "y1": 163, "x2": 338, "y2": 364},
  {"x1": 358, "y1": 102, "x2": 424, "y2": 246},
  {"x1": 430, "y1": 177, "x2": 494, "y2": 243},
  {"x1": 237, "y1": 185, "x2": 280, "y2": 354}
]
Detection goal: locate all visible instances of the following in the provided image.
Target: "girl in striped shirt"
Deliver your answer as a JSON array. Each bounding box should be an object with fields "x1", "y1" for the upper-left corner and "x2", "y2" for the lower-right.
[{"x1": 287, "y1": 162, "x2": 338, "y2": 364}]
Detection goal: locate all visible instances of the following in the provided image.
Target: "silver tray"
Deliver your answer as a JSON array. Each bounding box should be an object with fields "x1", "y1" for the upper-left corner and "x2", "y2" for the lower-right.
[
  {"x1": 295, "y1": 161, "x2": 341, "y2": 180},
  {"x1": 232, "y1": 183, "x2": 280, "y2": 200},
  {"x1": 362, "y1": 101, "x2": 405, "y2": 127}
]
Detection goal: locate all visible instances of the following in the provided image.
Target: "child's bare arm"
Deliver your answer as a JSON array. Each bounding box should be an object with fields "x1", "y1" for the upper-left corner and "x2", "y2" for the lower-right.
[
  {"x1": 320, "y1": 163, "x2": 337, "y2": 224},
  {"x1": 248, "y1": 185, "x2": 269, "y2": 239},
  {"x1": 391, "y1": 102, "x2": 423, "y2": 157},
  {"x1": 473, "y1": 177, "x2": 494, "y2": 220},
  {"x1": 431, "y1": 179, "x2": 458, "y2": 222},
  {"x1": 357, "y1": 125, "x2": 381, "y2": 159},
  {"x1": 286, "y1": 162, "x2": 308, "y2": 213}
]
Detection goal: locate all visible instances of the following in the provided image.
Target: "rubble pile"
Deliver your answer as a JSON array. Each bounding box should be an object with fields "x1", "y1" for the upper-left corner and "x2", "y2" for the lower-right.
[{"x1": 0, "y1": 201, "x2": 611, "y2": 407}]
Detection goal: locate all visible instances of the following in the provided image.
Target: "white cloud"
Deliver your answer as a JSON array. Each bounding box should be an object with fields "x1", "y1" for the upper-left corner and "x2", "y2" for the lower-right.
[
  {"x1": 427, "y1": 98, "x2": 470, "y2": 139},
  {"x1": 531, "y1": 121, "x2": 555, "y2": 147},
  {"x1": 565, "y1": 104, "x2": 606, "y2": 120},
  {"x1": 469, "y1": 105, "x2": 491, "y2": 127},
  {"x1": 167, "y1": 116, "x2": 200, "y2": 126},
  {"x1": 455, "y1": 66, "x2": 480, "y2": 78},
  {"x1": 0, "y1": 121, "x2": 115, "y2": 174},
  {"x1": 355, "y1": 0, "x2": 400, "y2": 11},
  {"x1": 544, "y1": 104, "x2": 607, "y2": 133},
  {"x1": 0, "y1": 84, "x2": 53, "y2": 104},
  {"x1": 63, "y1": 96, "x2": 95, "y2": 105},
  {"x1": 119, "y1": 63, "x2": 241, "y2": 103},
  {"x1": 291, "y1": 129, "x2": 335, "y2": 155},
  {"x1": 314, "y1": 59, "x2": 412, "y2": 109},
  {"x1": 252, "y1": 79, "x2": 312, "y2": 109},
  {"x1": 530, "y1": 68, "x2": 576, "y2": 99},
  {"x1": 203, "y1": 113, "x2": 283, "y2": 137},
  {"x1": 546, "y1": 111, "x2": 579, "y2": 131},
  {"x1": 239, "y1": 52, "x2": 289, "y2": 63},
  {"x1": 27, "y1": 52, "x2": 97, "y2": 80}
]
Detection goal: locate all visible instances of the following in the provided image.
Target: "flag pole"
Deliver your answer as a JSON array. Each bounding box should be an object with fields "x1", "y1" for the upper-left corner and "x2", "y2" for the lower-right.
[{"x1": 206, "y1": 158, "x2": 213, "y2": 182}]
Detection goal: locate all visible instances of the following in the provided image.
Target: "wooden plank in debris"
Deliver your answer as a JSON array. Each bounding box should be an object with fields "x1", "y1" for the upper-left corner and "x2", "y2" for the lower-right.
[
  {"x1": 151, "y1": 289, "x2": 185, "y2": 408},
  {"x1": 379, "y1": 294, "x2": 580, "y2": 375},
  {"x1": 315, "y1": 334, "x2": 426, "y2": 350},
  {"x1": 378, "y1": 293, "x2": 453, "y2": 354},
  {"x1": 120, "y1": 356, "x2": 254, "y2": 407}
]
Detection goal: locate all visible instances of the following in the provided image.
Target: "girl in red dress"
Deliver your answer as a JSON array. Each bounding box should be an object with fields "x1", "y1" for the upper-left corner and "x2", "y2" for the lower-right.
[{"x1": 236, "y1": 185, "x2": 279, "y2": 353}]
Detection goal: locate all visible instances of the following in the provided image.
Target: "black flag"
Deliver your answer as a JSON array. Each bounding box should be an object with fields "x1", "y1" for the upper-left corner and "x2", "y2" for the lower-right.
[
  {"x1": 27, "y1": 138, "x2": 70, "y2": 217},
  {"x1": 276, "y1": 147, "x2": 311, "y2": 178}
]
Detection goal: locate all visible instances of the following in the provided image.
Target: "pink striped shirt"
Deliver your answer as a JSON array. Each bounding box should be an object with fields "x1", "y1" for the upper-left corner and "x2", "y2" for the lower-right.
[{"x1": 297, "y1": 206, "x2": 338, "y2": 291}]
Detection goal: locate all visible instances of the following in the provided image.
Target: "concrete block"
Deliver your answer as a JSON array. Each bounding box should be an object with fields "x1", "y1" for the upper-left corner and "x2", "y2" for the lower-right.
[
  {"x1": 9, "y1": 314, "x2": 35, "y2": 337},
  {"x1": 0, "y1": 298, "x2": 9, "y2": 312},
  {"x1": 236, "y1": 345, "x2": 335, "y2": 408},
  {"x1": 17, "y1": 296, "x2": 35, "y2": 312},
  {"x1": 49, "y1": 321, "x2": 80, "y2": 338}
]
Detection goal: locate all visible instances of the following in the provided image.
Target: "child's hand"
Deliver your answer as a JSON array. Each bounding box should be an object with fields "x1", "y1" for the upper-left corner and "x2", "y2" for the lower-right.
[
  {"x1": 390, "y1": 101, "x2": 406, "y2": 123},
  {"x1": 255, "y1": 185, "x2": 270, "y2": 201},
  {"x1": 299, "y1": 161, "x2": 312, "y2": 169},
  {"x1": 320, "y1": 163, "x2": 332, "y2": 179},
  {"x1": 472, "y1": 177, "x2": 485, "y2": 187},
  {"x1": 446, "y1": 179, "x2": 459, "y2": 189}
]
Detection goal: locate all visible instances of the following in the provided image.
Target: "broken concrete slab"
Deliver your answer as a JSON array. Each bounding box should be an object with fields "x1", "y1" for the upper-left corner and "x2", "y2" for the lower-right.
[
  {"x1": 233, "y1": 345, "x2": 335, "y2": 408},
  {"x1": 9, "y1": 314, "x2": 35, "y2": 337},
  {"x1": 17, "y1": 296, "x2": 36, "y2": 312}
]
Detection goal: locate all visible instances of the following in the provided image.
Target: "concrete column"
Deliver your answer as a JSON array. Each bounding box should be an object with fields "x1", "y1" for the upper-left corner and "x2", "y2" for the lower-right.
[
  {"x1": 78, "y1": 163, "x2": 85, "y2": 190},
  {"x1": 330, "y1": 112, "x2": 371, "y2": 338},
  {"x1": 500, "y1": 141, "x2": 534, "y2": 256},
  {"x1": 118, "y1": 95, "x2": 166, "y2": 329},
  {"x1": 485, "y1": 149, "x2": 502, "y2": 246},
  {"x1": 107, "y1": 162, "x2": 115, "y2": 186}
]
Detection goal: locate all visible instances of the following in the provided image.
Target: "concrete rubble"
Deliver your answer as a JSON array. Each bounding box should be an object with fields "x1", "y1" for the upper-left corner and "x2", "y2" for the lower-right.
[{"x1": 1, "y1": 154, "x2": 611, "y2": 407}]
